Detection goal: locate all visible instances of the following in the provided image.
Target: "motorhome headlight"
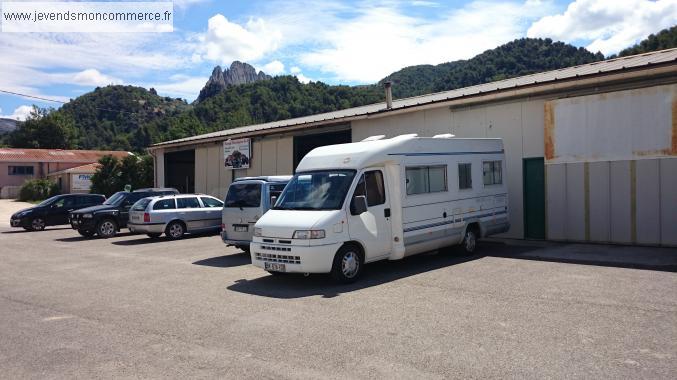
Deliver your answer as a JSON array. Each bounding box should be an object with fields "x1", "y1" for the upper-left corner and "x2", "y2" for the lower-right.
[
  {"x1": 254, "y1": 227, "x2": 262, "y2": 237},
  {"x1": 82, "y1": 213, "x2": 93, "y2": 218},
  {"x1": 293, "y1": 230, "x2": 326, "y2": 239}
]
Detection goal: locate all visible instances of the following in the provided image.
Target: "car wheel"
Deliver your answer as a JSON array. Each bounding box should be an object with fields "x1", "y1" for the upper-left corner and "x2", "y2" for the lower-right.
[
  {"x1": 147, "y1": 233, "x2": 162, "y2": 239},
  {"x1": 462, "y1": 228, "x2": 477, "y2": 254},
  {"x1": 330, "y1": 244, "x2": 363, "y2": 284},
  {"x1": 165, "y1": 221, "x2": 185, "y2": 240},
  {"x1": 236, "y1": 245, "x2": 250, "y2": 254},
  {"x1": 78, "y1": 229, "x2": 95, "y2": 237},
  {"x1": 96, "y1": 219, "x2": 117, "y2": 238},
  {"x1": 30, "y1": 218, "x2": 46, "y2": 231}
]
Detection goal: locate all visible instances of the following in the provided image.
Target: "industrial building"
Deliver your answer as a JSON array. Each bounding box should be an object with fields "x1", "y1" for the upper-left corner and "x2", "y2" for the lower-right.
[{"x1": 149, "y1": 48, "x2": 677, "y2": 246}]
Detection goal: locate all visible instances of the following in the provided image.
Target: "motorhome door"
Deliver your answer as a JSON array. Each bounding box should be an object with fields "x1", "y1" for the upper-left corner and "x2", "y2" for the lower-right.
[{"x1": 348, "y1": 168, "x2": 392, "y2": 261}]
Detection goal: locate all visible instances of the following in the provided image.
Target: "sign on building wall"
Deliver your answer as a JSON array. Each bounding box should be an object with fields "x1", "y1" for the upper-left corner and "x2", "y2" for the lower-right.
[
  {"x1": 223, "y1": 138, "x2": 251, "y2": 169},
  {"x1": 71, "y1": 173, "x2": 93, "y2": 191}
]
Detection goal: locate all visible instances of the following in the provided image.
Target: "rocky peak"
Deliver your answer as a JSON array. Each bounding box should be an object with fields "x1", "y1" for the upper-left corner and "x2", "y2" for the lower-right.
[{"x1": 197, "y1": 62, "x2": 271, "y2": 102}]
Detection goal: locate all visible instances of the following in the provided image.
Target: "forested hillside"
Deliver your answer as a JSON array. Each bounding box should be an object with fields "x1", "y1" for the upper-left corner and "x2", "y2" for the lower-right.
[
  {"x1": 616, "y1": 26, "x2": 677, "y2": 57},
  {"x1": 381, "y1": 38, "x2": 605, "y2": 98},
  {"x1": 3, "y1": 26, "x2": 675, "y2": 152}
]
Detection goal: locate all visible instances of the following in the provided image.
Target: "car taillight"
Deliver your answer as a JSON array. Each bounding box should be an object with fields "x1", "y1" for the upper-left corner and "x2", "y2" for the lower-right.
[
  {"x1": 144, "y1": 213, "x2": 150, "y2": 223},
  {"x1": 221, "y1": 223, "x2": 225, "y2": 231}
]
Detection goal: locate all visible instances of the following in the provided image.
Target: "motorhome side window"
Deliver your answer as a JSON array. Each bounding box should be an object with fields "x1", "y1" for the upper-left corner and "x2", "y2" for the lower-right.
[
  {"x1": 458, "y1": 163, "x2": 472, "y2": 190},
  {"x1": 353, "y1": 170, "x2": 386, "y2": 206},
  {"x1": 405, "y1": 165, "x2": 447, "y2": 195},
  {"x1": 483, "y1": 160, "x2": 503, "y2": 186}
]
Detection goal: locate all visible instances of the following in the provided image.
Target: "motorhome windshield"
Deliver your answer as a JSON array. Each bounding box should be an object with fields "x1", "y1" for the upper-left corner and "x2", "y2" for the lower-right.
[{"x1": 274, "y1": 170, "x2": 355, "y2": 210}]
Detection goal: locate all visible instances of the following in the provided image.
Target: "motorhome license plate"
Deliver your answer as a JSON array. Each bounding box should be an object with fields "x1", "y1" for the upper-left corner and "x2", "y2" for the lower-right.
[
  {"x1": 234, "y1": 225, "x2": 248, "y2": 232},
  {"x1": 264, "y1": 262, "x2": 285, "y2": 272}
]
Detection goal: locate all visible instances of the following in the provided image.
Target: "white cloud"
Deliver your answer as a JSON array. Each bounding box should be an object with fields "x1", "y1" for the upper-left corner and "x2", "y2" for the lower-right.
[
  {"x1": 290, "y1": 66, "x2": 302, "y2": 74},
  {"x1": 297, "y1": 1, "x2": 555, "y2": 82},
  {"x1": 148, "y1": 74, "x2": 208, "y2": 100},
  {"x1": 199, "y1": 14, "x2": 282, "y2": 64},
  {"x1": 295, "y1": 73, "x2": 312, "y2": 83},
  {"x1": 72, "y1": 69, "x2": 123, "y2": 87},
  {"x1": 1, "y1": 105, "x2": 34, "y2": 121},
  {"x1": 527, "y1": 0, "x2": 677, "y2": 55},
  {"x1": 410, "y1": 1, "x2": 440, "y2": 7},
  {"x1": 262, "y1": 60, "x2": 285, "y2": 75}
]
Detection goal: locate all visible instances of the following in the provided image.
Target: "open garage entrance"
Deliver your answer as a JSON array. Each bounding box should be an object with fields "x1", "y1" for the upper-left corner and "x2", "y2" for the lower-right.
[
  {"x1": 293, "y1": 129, "x2": 351, "y2": 170},
  {"x1": 165, "y1": 150, "x2": 195, "y2": 193}
]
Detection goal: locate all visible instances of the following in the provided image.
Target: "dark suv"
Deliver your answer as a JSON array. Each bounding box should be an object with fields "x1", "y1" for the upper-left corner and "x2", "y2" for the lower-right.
[
  {"x1": 10, "y1": 194, "x2": 106, "y2": 231},
  {"x1": 69, "y1": 188, "x2": 179, "y2": 238}
]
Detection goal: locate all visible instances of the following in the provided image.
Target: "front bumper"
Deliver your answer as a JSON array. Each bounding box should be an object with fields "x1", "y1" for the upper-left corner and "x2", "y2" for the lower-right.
[
  {"x1": 10, "y1": 217, "x2": 29, "y2": 228},
  {"x1": 70, "y1": 217, "x2": 96, "y2": 231},
  {"x1": 128, "y1": 222, "x2": 165, "y2": 234},
  {"x1": 250, "y1": 240, "x2": 341, "y2": 274}
]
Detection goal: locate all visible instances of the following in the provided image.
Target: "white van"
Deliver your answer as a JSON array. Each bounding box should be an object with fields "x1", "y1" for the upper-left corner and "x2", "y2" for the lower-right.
[
  {"x1": 250, "y1": 134, "x2": 509, "y2": 282},
  {"x1": 221, "y1": 176, "x2": 291, "y2": 252}
]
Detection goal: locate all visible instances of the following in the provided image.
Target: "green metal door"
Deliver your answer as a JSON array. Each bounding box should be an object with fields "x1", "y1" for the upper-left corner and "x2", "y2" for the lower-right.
[{"x1": 523, "y1": 158, "x2": 545, "y2": 239}]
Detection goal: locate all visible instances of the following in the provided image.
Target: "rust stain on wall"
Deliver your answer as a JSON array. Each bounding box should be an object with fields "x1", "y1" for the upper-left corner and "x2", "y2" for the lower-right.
[
  {"x1": 672, "y1": 98, "x2": 677, "y2": 154},
  {"x1": 544, "y1": 102, "x2": 555, "y2": 161}
]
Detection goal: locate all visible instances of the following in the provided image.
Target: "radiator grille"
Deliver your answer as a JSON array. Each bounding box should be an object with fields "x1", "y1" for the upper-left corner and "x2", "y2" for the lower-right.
[
  {"x1": 255, "y1": 252, "x2": 301, "y2": 264},
  {"x1": 260, "y1": 245, "x2": 291, "y2": 252}
]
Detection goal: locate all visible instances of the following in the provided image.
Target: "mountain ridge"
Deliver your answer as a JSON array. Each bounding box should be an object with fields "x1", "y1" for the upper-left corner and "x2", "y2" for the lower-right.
[{"x1": 3, "y1": 26, "x2": 675, "y2": 152}]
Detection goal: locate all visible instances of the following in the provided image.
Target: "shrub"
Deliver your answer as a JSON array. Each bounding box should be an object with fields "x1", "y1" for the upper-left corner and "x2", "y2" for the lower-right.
[{"x1": 18, "y1": 179, "x2": 60, "y2": 201}]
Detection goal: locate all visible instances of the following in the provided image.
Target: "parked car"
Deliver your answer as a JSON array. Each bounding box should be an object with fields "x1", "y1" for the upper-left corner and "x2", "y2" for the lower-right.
[
  {"x1": 127, "y1": 194, "x2": 224, "y2": 239},
  {"x1": 10, "y1": 194, "x2": 106, "y2": 231},
  {"x1": 251, "y1": 134, "x2": 510, "y2": 283},
  {"x1": 69, "y1": 188, "x2": 178, "y2": 238},
  {"x1": 221, "y1": 176, "x2": 291, "y2": 253}
]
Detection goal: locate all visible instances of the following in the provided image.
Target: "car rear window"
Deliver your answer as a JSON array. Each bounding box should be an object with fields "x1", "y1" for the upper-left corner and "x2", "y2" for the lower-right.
[
  {"x1": 132, "y1": 198, "x2": 152, "y2": 211},
  {"x1": 153, "y1": 199, "x2": 176, "y2": 210},
  {"x1": 225, "y1": 183, "x2": 261, "y2": 208},
  {"x1": 177, "y1": 197, "x2": 200, "y2": 209}
]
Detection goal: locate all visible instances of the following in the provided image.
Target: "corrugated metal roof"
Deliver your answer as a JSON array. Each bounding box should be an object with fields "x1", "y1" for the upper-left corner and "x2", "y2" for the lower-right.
[
  {"x1": 0, "y1": 148, "x2": 131, "y2": 163},
  {"x1": 152, "y1": 48, "x2": 677, "y2": 149},
  {"x1": 46, "y1": 163, "x2": 101, "y2": 176}
]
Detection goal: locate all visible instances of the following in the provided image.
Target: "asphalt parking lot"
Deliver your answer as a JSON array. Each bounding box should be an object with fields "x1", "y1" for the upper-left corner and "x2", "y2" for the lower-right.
[{"x1": 1, "y1": 201, "x2": 676, "y2": 379}]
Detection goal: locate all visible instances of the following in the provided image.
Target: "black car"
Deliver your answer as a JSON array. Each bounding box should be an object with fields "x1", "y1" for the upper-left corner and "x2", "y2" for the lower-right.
[
  {"x1": 10, "y1": 194, "x2": 106, "y2": 231},
  {"x1": 69, "y1": 188, "x2": 179, "y2": 238}
]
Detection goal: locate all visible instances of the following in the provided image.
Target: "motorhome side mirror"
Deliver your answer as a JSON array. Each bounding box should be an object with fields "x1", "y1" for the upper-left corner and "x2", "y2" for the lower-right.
[
  {"x1": 270, "y1": 196, "x2": 278, "y2": 206},
  {"x1": 351, "y1": 195, "x2": 368, "y2": 215}
]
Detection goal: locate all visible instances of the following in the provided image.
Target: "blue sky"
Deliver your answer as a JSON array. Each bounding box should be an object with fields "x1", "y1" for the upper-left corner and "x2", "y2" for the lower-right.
[{"x1": 1, "y1": 0, "x2": 675, "y2": 120}]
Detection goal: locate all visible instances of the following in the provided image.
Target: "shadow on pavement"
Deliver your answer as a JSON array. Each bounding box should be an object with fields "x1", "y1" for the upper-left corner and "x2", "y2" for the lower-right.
[
  {"x1": 227, "y1": 243, "x2": 538, "y2": 299},
  {"x1": 111, "y1": 231, "x2": 219, "y2": 246},
  {"x1": 486, "y1": 241, "x2": 677, "y2": 273},
  {"x1": 54, "y1": 231, "x2": 137, "y2": 242},
  {"x1": 2, "y1": 227, "x2": 72, "y2": 234},
  {"x1": 193, "y1": 252, "x2": 251, "y2": 268}
]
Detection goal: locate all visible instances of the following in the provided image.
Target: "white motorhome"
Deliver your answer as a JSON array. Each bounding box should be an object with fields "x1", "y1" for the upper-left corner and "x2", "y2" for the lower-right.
[{"x1": 251, "y1": 134, "x2": 509, "y2": 282}]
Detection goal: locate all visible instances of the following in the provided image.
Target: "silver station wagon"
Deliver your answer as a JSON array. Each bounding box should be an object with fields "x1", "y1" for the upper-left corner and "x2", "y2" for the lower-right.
[{"x1": 128, "y1": 194, "x2": 224, "y2": 239}]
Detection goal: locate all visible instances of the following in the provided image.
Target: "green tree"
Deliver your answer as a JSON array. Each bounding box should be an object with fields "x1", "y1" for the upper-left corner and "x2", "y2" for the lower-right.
[
  {"x1": 90, "y1": 154, "x2": 154, "y2": 196},
  {"x1": 90, "y1": 155, "x2": 121, "y2": 196},
  {"x1": 7, "y1": 107, "x2": 78, "y2": 149}
]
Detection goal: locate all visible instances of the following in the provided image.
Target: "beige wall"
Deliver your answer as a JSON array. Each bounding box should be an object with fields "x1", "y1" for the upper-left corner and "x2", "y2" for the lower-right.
[{"x1": 194, "y1": 136, "x2": 293, "y2": 200}]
